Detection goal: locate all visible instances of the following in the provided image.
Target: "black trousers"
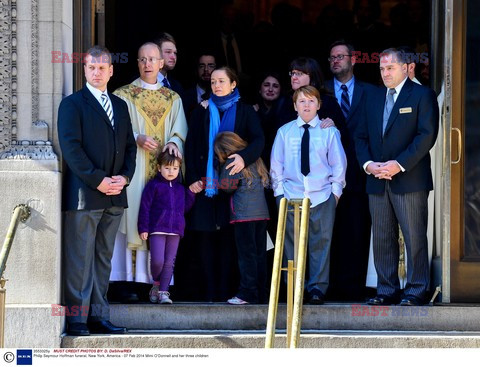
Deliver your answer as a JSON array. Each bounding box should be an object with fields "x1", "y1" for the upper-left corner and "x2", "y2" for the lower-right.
[
  {"x1": 233, "y1": 221, "x2": 268, "y2": 304},
  {"x1": 329, "y1": 190, "x2": 371, "y2": 301},
  {"x1": 63, "y1": 207, "x2": 123, "y2": 324},
  {"x1": 196, "y1": 226, "x2": 238, "y2": 302}
]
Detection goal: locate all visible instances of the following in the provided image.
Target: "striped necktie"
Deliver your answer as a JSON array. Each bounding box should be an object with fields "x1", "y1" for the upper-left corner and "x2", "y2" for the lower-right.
[
  {"x1": 340, "y1": 84, "x2": 350, "y2": 118},
  {"x1": 101, "y1": 93, "x2": 114, "y2": 127},
  {"x1": 382, "y1": 88, "x2": 396, "y2": 134}
]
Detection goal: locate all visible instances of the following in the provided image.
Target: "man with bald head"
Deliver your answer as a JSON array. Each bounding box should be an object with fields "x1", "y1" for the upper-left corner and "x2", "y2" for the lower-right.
[{"x1": 111, "y1": 42, "x2": 187, "y2": 290}]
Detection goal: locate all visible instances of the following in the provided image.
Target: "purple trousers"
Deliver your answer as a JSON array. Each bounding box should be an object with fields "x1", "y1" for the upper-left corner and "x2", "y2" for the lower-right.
[{"x1": 150, "y1": 234, "x2": 180, "y2": 291}]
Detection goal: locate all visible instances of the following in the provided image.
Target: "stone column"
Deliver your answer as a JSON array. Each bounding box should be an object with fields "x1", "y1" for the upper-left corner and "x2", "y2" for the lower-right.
[{"x1": 0, "y1": 0, "x2": 72, "y2": 347}]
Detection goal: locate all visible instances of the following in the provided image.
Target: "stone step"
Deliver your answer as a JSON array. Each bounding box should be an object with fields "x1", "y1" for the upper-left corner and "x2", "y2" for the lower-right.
[
  {"x1": 62, "y1": 330, "x2": 480, "y2": 348},
  {"x1": 105, "y1": 303, "x2": 480, "y2": 332}
]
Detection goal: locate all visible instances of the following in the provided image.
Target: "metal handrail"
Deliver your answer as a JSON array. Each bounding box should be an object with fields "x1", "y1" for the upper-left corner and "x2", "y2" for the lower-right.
[
  {"x1": 0, "y1": 204, "x2": 31, "y2": 347},
  {"x1": 265, "y1": 198, "x2": 310, "y2": 348}
]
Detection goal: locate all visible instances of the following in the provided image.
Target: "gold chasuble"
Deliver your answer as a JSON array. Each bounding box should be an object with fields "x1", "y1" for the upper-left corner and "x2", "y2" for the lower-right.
[{"x1": 114, "y1": 78, "x2": 187, "y2": 251}]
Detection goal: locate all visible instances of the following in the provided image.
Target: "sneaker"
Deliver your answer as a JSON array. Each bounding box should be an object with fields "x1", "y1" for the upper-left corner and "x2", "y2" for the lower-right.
[
  {"x1": 227, "y1": 296, "x2": 248, "y2": 305},
  {"x1": 149, "y1": 285, "x2": 159, "y2": 303},
  {"x1": 159, "y1": 291, "x2": 173, "y2": 304}
]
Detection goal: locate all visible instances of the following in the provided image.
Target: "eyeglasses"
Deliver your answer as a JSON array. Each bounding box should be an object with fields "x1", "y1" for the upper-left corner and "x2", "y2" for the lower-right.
[
  {"x1": 328, "y1": 54, "x2": 352, "y2": 62},
  {"x1": 289, "y1": 71, "x2": 307, "y2": 77},
  {"x1": 137, "y1": 57, "x2": 161, "y2": 64},
  {"x1": 198, "y1": 63, "x2": 216, "y2": 70}
]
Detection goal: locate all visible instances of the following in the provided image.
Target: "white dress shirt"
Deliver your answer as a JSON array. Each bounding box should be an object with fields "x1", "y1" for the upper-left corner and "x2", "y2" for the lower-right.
[{"x1": 270, "y1": 115, "x2": 347, "y2": 208}]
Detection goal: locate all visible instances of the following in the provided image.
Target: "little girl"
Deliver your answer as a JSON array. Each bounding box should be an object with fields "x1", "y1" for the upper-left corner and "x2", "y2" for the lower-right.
[
  {"x1": 138, "y1": 150, "x2": 195, "y2": 304},
  {"x1": 214, "y1": 131, "x2": 270, "y2": 305}
]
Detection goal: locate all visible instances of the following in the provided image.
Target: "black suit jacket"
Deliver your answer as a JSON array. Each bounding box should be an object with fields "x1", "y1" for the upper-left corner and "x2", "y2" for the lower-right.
[
  {"x1": 355, "y1": 77, "x2": 439, "y2": 194},
  {"x1": 58, "y1": 86, "x2": 137, "y2": 211},
  {"x1": 326, "y1": 78, "x2": 378, "y2": 192}
]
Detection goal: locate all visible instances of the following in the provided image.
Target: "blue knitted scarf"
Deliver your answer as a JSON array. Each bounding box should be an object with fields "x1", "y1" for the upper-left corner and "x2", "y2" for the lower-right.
[{"x1": 205, "y1": 88, "x2": 240, "y2": 197}]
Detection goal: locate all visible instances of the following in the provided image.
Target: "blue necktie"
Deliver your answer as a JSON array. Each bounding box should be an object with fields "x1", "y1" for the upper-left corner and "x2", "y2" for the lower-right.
[
  {"x1": 301, "y1": 124, "x2": 310, "y2": 176},
  {"x1": 101, "y1": 93, "x2": 114, "y2": 127},
  {"x1": 163, "y1": 77, "x2": 171, "y2": 89},
  {"x1": 382, "y1": 88, "x2": 396, "y2": 134},
  {"x1": 340, "y1": 84, "x2": 350, "y2": 118}
]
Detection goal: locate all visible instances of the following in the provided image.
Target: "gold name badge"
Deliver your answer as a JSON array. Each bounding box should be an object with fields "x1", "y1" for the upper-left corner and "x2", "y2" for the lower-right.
[{"x1": 399, "y1": 107, "x2": 413, "y2": 114}]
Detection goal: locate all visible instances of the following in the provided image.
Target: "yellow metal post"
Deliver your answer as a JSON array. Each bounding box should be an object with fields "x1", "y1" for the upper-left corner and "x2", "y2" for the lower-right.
[
  {"x1": 290, "y1": 198, "x2": 310, "y2": 348},
  {"x1": 265, "y1": 198, "x2": 287, "y2": 348},
  {"x1": 0, "y1": 204, "x2": 31, "y2": 348},
  {"x1": 286, "y1": 259, "x2": 294, "y2": 347}
]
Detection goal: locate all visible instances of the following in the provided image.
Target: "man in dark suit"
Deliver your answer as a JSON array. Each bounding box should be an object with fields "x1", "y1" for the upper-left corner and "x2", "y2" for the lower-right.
[
  {"x1": 183, "y1": 52, "x2": 216, "y2": 120},
  {"x1": 58, "y1": 45, "x2": 137, "y2": 335},
  {"x1": 355, "y1": 48, "x2": 439, "y2": 306},
  {"x1": 155, "y1": 32, "x2": 185, "y2": 99},
  {"x1": 326, "y1": 41, "x2": 377, "y2": 301}
]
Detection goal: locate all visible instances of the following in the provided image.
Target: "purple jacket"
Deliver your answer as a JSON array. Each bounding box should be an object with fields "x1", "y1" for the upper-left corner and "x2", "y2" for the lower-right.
[{"x1": 138, "y1": 173, "x2": 195, "y2": 237}]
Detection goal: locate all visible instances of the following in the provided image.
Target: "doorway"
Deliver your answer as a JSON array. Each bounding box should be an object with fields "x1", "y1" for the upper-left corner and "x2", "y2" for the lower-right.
[{"x1": 449, "y1": 0, "x2": 480, "y2": 302}]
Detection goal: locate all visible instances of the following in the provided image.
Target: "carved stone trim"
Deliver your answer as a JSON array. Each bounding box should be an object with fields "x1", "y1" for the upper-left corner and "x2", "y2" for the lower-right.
[
  {"x1": 0, "y1": 140, "x2": 57, "y2": 160},
  {"x1": 0, "y1": 0, "x2": 57, "y2": 161},
  {"x1": 31, "y1": 0, "x2": 39, "y2": 123},
  {"x1": 0, "y1": 0, "x2": 16, "y2": 151}
]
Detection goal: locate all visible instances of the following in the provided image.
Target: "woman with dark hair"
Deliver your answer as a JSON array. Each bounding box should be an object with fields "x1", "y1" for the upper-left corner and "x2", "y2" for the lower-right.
[
  {"x1": 183, "y1": 66, "x2": 265, "y2": 302},
  {"x1": 278, "y1": 57, "x2": 346, "y2": 132},
  {"x1": 253, "y1": 71, "x2": 287, "y2": 168}
]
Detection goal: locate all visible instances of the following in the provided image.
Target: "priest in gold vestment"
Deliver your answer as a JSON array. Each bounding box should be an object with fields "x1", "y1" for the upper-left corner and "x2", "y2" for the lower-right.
[{"x1": 110, "y1": 42, "x2": 187, "y2": 286}]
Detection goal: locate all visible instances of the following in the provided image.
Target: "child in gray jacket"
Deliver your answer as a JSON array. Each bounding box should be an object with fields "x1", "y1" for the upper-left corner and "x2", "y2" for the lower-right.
[{"x1": 214, "y1": 131, "x2": 270, "y2": 304}]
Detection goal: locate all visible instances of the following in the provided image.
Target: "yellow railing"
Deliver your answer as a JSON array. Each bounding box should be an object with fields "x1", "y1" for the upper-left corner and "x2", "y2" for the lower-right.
[
  {"x1": 265, "y1": 197, "x2": 310, "y2": 348},
  {"x1": 0, "y1": 204, "x2": 31, "y2": 347}
]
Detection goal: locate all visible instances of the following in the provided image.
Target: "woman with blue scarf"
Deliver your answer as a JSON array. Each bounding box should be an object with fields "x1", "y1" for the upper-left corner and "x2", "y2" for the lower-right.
[{"x1": 181, "y1": 67, "x2": 265, "y2": 302}]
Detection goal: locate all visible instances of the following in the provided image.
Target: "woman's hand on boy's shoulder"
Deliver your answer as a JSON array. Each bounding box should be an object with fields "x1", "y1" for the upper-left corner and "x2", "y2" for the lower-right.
[{"x1": 320, "y1": 118, "x2": 335, "y2": 129}]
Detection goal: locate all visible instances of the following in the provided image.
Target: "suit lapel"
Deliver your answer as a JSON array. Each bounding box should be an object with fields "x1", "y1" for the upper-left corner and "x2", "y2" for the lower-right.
[
  {"x1": 349, "y1": 81, "x2": 363, "y2": 120},
  {"x1": 384, "y1": 78, "x2": 413, "y2": 135},
  {"x1": 82, "y1": 87, "x2": 114, "y2": 129}
]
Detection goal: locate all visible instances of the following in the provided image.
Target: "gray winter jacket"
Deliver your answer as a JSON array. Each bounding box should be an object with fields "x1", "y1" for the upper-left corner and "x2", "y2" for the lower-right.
[{"x1": 218, "y1": 158, "x2": 269, "y2": 223}]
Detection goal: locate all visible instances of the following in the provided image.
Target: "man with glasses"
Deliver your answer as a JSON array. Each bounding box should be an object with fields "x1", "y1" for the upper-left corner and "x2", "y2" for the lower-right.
[
  {"x1": 183, "y1": 52, "x2": 217, "y2": 120},
  {"x1": 110, "y1": 42, "x2": 187, "y2": 298},
  {"x1": 326, "y1": 40, "x2": 378, "y2": 302}
]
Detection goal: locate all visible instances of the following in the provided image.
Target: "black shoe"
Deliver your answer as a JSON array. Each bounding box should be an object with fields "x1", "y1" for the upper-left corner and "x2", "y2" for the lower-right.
[
  {"x1": 399, "y1": 296, "x2": 423, "y2": 306},
  {"x1": 308, "y1": 290, "x2": 325, "y2": 305},
  {"x1": 67, "y1": 322, "x2": 90, "y2": 336},
  {"x1": 367, "y1": 295, "x2": 399, "y2": 306},
  {"x1": 88, "y1": 320, "x2": 127, "y2": 334}
]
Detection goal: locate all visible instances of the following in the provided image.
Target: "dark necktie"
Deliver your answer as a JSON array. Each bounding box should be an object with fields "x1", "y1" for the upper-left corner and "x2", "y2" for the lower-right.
[
  {"x1": 163, "y1": 77, "x2": 171, "y2": 89},
  {"x1": 382, "y1": 88, "x2": 396, "y2": 134},
  {"x1": 340, "y1": 84, "x2": 350, "y2": 118},
  {"x1": 225, "y1": 34, "x2": 238, "y2": 72},
  {"x1": 301, "y1": 124, "x2": 310, "y2": 176},
  {"x1": 101, "y1": 93, "x2": 114, "y2": 127}
]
